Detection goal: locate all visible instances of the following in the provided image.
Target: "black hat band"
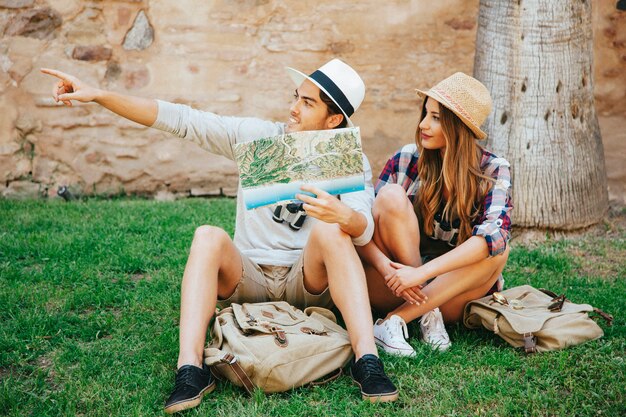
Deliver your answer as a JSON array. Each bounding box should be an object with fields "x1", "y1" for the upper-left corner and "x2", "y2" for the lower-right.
[{"x1": 310, "y1": 70, "x2": 354, "y2": 117}]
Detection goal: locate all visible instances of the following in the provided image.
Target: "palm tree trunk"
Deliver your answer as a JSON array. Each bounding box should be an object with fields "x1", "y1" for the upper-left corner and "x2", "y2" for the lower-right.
[{"x1": 474, "y1": 0, "x2": 608, "y2": 229}]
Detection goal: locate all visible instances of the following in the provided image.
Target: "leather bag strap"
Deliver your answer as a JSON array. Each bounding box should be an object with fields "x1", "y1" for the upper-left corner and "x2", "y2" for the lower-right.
[
  {"x1": 591, "y1": 308, "x2": 614, "y2": 326},
  {"x1": 216, "y1": 353, "x2": 256, "y2": 395},
  {"x1": 309, "y1": 367, "x2": 343, "y2": 387},
  {"x1": 538, "y1": 288, "x2": 559, "y2": 298}
]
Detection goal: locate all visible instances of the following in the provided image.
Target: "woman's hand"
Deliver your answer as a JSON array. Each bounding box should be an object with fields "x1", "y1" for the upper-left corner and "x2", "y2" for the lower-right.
[
  {"x1": 385, "y1": 261, "x2": 430, "y2": 299},
  {"x1": 41, "y1": 68, "x2": 102, "y2": 106}
]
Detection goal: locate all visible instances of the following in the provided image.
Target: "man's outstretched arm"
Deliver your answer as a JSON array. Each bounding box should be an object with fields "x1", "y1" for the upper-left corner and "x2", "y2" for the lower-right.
[{"x1": 40, "y1": 68, "x2": 158, "y2": 127}]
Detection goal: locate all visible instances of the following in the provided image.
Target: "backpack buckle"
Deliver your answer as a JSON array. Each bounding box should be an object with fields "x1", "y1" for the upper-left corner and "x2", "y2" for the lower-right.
[{"x1": 523, "y1": 332, "x2": 537, "y2": 354}]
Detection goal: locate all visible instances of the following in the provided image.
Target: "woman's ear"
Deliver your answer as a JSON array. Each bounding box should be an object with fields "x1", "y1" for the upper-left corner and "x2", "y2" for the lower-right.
[{"x1": 326, "y1": 113, "x2": 344, "y2": 129}]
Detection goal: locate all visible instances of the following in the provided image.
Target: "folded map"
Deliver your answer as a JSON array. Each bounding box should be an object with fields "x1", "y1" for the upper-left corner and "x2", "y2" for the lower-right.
[{"x1": 233, "y1": 127, "x2": 365, "y2": 209}]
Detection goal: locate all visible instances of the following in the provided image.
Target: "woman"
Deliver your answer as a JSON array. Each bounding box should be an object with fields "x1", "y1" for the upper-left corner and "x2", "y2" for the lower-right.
[{"x1": 359, "y1": 72, "x2": 512, "y2": 356}]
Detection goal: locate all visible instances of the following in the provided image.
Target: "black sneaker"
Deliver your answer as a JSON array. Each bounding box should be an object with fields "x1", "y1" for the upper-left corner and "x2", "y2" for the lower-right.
[
  {"x1": 164, "y1": 364, "x2": 216, "y2": 414},
  {"x1": 350, "y1": 354, "x2": 399, "y2": 402}
]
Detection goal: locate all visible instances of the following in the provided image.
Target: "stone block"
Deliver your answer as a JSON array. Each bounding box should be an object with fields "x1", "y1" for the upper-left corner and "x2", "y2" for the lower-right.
[
  {"x1": 149, "y1": 2, "x2": 217, "y2": 29},
  {"x1": 0, "y1": 154, "x2": 24, "y2": 181},
  {"x1": 72, "y1": 45, "x2": 113, "y2": 62},
  {"x1": 122, "y1": 10, "x2": 153, "y2": 51},
  {"x1": 124, "y1": 65, "x2": 149, "y2": 90},
  {"x1": 154, "y1": 190, "x2": 177, "y2": 201},
  {"x1": 221, "y1": 186, "x2": 238, "y2": 197},
  {"x1": 64, "y1": 6, "x2": 107, "y2": 44},
  {"x1": 0, "y1": 12, "x2": 9, "y2": 35},
  {"x1": 0, "y1": 142, "x2": 19, "y2": 155},
  {"x1": 32, "y1": 156, "x2": 58, "y2": 181},
  {"x1": 2, "y1": 180, "x2": 42, "y2": 199},
  {"x1": 101, "y1": 3, "x2": 144, "y2": 45},
  {"x1": 4, "y1": 7, "x2": 62, "y2": 40},
  {"x1": 0, "y1": 96, "x2": 18, "y2": 144},
  {"x1": 444, "y1": 17, "x2": 476, "y2": 31},
  {"x1": 15, "y1": 115, "x2": 42, "y2": 135},
  {"x1": 46, "y1": 0, "x2": 82, "y2": 18},
  {"x1": 190, "y1": 187, "x2": 222, "y2": 197},
  {"x1": 7, "y1": 56, "x2": 31, "y2": 83},
  {"x1": 0, "y1": 0, "x2": 34, "y2": 9}
]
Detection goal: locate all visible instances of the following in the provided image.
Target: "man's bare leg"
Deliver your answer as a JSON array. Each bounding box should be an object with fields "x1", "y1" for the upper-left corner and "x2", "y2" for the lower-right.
[
  {"x1": 303, "y1": 221, "x2": 398, "y2": 402},
  {"x1": 165, "y1": 225, "x2": 244, "y2": 414},
  {"x1": 303, "y1": 222, "x2": 377, "y2": 359},
  {"x1": 177, "y1": 225, "x2": 244, "y2": 368}
]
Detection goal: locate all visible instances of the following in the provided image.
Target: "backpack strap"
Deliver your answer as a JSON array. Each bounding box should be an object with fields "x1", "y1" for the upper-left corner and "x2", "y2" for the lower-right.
[
  {"x1": 214, "y1": 352, "x2": 256, "y2": 395},
  {"x1": 539, "y1": 289, "x2": 613, "y2": 326},
  {"x1": 538, "y1": 288, "x2": 559, "y2": 298},
  {"x1": 591, "y1": 308, "x2": 614, "y2": 326},
  {"x1": 308, "y1": 367, "x2": 343, "y2": 387}
]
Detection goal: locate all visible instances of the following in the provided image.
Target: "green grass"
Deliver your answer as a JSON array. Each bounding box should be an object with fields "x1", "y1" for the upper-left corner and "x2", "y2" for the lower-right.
[{"x1": 1, "y1": 199, "x2": 624, "y2": 417}]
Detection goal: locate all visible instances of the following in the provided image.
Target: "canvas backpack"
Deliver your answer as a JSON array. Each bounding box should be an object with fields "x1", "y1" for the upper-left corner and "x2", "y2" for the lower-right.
[
  {"x1": 204, "y1": 301, "x2": 353, "y2": 393},
  {"x1": 463, "y1": 285, "x2": 613, "y2": 353}
]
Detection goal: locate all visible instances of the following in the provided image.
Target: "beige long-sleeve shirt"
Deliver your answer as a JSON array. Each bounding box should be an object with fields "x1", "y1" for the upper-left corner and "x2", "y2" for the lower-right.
[{"x1": 152, "y1": 100, "x2": 374, "y2": 266}]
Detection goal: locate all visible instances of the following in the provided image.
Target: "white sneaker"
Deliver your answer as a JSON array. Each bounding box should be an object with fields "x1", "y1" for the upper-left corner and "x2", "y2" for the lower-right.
[
  {"x1": 419, "y1": 308, "x2": 451, "y2": 352},
  {"x1": 373, "y1": 315, "x2": 416, "y2": 357}
]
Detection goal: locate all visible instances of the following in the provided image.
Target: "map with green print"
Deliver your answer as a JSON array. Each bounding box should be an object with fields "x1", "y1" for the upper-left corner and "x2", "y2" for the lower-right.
[{"x1": 233, "y1": 127, "x2": 365, "y2": 209}]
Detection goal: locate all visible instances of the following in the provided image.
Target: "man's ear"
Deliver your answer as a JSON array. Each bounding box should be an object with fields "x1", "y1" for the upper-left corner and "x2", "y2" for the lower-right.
[{"x1": 326, "y1": 113, "x2": 344, "y2": 129}]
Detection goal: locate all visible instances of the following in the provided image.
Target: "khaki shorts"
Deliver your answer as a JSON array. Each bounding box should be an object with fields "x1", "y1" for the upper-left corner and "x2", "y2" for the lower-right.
[{"x1": 217, "y1": 251, "x2": 334, "y2": 310}]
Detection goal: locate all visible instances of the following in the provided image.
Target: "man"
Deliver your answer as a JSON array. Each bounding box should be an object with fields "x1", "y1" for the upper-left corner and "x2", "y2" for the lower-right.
[{"x1": 41, "y1": 59, "x2": 398, "y2": 413}]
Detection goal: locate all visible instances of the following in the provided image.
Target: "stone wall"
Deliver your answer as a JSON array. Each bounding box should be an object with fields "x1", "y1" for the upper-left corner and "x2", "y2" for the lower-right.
[{"x1": 1, "y1": 0, "x2": 624, "y2": 201}]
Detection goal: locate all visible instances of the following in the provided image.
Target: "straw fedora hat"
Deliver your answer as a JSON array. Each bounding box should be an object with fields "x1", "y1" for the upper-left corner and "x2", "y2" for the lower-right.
[
  {"x1": 416, "y1": 72, "x2": 492, "y2": 140},
  {"x1": 286, "y1": 59, "x2": 365, "y2": 127}
]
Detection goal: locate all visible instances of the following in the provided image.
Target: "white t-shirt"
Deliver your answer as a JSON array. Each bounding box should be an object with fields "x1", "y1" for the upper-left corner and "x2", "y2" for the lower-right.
[{"x1": 152, "y1": 100, "x2": 375, "y2": 266}]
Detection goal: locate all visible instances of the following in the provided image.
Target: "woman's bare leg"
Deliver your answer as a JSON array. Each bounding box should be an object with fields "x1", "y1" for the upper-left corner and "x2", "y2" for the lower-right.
[
  {"x1": 389, "y1": 248, "x2": 510, "y2": 324},
  {"x1": 358, "y1": 185, "x2": 422, "y2": 312}
]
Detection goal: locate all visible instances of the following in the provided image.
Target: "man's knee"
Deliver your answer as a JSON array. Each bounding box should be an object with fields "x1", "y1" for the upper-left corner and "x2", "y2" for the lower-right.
[
  {"x1": 375, "y1": 184, "x2": 411, "y2": 215},
  {"x1": 309, "y1": 222, "x2": 353, "y2": 250},
  {"x1": 192, "y1": 225, "x2": 230, "y2": 249}
]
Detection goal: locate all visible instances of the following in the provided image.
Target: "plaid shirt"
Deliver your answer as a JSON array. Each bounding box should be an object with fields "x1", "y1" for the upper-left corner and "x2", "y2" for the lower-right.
[{"x1": 376, "y1": 144, "x2": 513, "y2": 256}]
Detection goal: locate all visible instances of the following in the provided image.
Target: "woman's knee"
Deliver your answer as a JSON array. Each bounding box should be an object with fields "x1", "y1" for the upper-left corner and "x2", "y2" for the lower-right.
[{"x1": 492, "y1": 246, "x2": 511, "y2": 267}]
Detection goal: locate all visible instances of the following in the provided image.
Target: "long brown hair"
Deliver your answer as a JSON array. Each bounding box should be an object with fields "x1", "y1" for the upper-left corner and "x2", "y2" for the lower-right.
[{"x1": 414, "y1": 98, "x2": 492, "y2": 244}]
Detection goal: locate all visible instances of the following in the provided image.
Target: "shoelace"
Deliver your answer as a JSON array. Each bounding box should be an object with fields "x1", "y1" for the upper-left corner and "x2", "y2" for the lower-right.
[
  {"x1": 173, "y1": 367, "x2": 197, "y2": 391},
  {"x1": 421, "y1": 310, "x2": 448, "y2": 339},
  {"x1": 359, "y1": 358, "x2": 387, "y2": 382},
  {"x1": 387, "y1": 317, "x2": 409, "y2": 340}
]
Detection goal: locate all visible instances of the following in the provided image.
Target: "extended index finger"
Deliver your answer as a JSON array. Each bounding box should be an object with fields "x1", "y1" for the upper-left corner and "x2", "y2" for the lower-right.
[{"x1": 40, "y1": 68, "x2": 73, "y2": 82}]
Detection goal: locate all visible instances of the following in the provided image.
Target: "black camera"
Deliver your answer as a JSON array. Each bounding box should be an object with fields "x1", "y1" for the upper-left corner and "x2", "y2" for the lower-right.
[{"x1": 272, "y1": 202, "x2": 307, "y2": 230}]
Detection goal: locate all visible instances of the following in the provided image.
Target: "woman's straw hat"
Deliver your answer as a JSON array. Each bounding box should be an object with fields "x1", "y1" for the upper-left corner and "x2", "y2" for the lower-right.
[{"x1": 416, "y1": 72, "x2": 492, "y2": 140}]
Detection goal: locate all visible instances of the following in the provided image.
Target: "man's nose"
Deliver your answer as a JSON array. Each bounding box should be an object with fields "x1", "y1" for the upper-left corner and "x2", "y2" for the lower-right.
[{"x1": 290, "y1": 99, "x2": 300, "y2": 115}]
